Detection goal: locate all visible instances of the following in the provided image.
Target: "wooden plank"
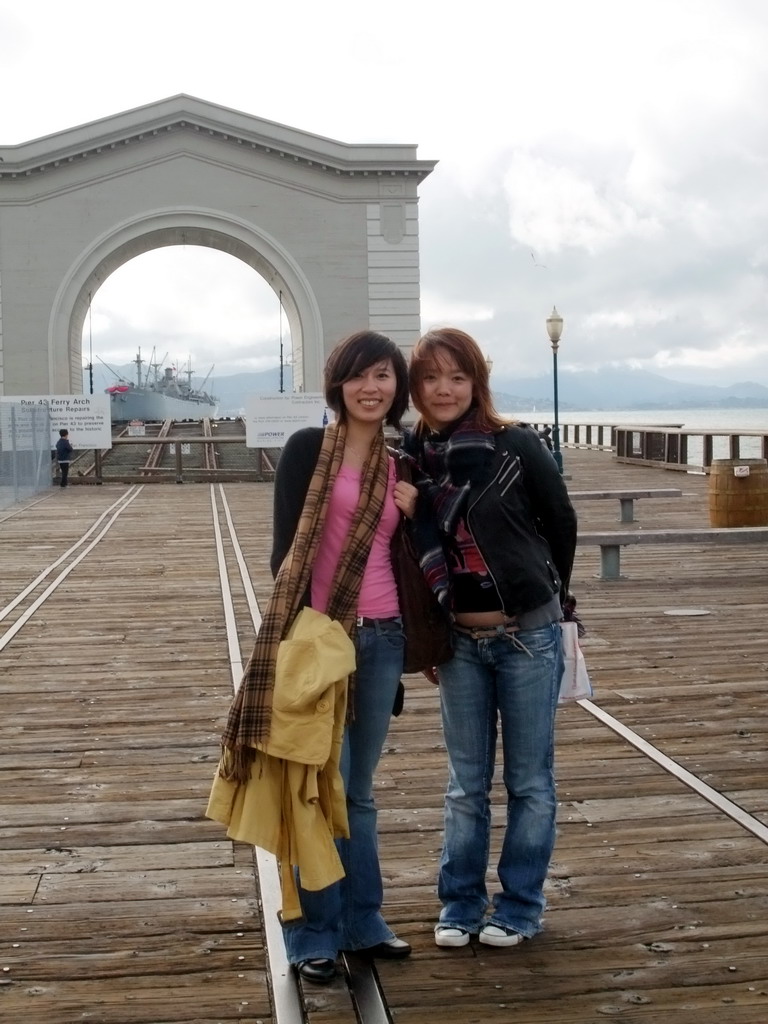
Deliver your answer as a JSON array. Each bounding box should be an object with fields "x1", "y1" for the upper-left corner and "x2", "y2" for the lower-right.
[
  {"x1": 2, "y1": 842, "x2": 232, "y2": 874},
  {"x1": 570, "y1": 489, "x2": 683, "y2": 498},
  {"x1": 0, "y1": 975, "x2": 271, "y2": 1024},
  {"x1": 0, "y1": 875, "x2": 39, "y2": 903},
  {"x1": 580, "y1": 526, "x2": 768, "y2": 544}
]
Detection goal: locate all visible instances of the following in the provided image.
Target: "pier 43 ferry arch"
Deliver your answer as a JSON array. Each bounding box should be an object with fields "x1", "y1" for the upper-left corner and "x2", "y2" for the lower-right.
[{"x1": 0, "y1": 95, "x2": 436, "y2": 397}]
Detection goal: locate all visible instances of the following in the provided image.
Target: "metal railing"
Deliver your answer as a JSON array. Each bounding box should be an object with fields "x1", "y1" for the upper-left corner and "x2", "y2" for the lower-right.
[
  {"x1": 45, "y1": 422, "x2": 768, "y2": 484},
  {"x1": 529, "y1": 420, "x2": 768, "y2": 472},
  {"x1": 613, "y1": 425, "x2": 768, "y2": 472},
  {"x1": 77, "y1": 436, "x2": 276, "y2": 484}
]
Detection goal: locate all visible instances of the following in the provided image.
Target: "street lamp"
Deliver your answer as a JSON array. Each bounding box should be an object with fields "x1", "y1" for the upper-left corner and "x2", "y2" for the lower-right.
[{"x1": 545, "y1": 306, "x2": 564, "y2": 474}]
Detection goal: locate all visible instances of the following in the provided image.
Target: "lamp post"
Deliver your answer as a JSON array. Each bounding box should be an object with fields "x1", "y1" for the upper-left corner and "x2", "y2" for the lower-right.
[
  {"x1": 278, "y1": 291, "x2": 285, "y2": 394},
  {"x1": 86, "y1": 290, "x2": 94, "y2": 394},
  {"x1": 545, "y1": 306, "x2": 564, "y2": 474}
]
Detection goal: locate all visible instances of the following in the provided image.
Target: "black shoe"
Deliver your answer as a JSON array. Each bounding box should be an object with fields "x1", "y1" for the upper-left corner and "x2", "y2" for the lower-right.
[
  {"x1": 360, "y1": 937, "x2": 412, "y2": 960},
  {"x1": 295, "y1": 958, "x2": 336, "y2": 984}
]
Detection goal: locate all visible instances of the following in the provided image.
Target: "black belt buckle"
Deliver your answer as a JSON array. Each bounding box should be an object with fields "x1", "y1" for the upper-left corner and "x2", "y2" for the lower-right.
[{"x1": 357, "y1": 616, "x2": 400, "y2": 631}]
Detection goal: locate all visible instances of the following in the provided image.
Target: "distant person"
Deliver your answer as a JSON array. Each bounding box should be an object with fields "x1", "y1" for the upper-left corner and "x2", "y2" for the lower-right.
[
  {"x1": 55, "y1": 429, "x2": 73, "y2": 487},
  {"x1": 538, "y1": 426, "x2": 553, "y2": 451}
]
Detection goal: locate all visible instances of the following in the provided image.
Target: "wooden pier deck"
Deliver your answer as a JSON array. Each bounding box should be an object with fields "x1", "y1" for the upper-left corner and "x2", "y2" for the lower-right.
[{"x1": 2, "y1": 447, "x2": 767, "y2": 1024}]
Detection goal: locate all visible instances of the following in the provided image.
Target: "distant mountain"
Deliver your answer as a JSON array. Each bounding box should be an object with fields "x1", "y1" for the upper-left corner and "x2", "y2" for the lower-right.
[
  {"x1": 209, "y1": 367, "x2": 294, "y2": 414},
  {"x1": 85, "y1": 362, "x2": 768, "y2": 415},
  {"x1": 489, "y1": 368, "x2": 768, "y2": 411}
]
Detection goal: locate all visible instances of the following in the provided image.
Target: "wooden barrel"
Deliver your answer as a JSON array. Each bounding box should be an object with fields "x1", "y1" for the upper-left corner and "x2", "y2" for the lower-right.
[{"x1": 708, "y1": 458, "x2": 768, "y2": 527}]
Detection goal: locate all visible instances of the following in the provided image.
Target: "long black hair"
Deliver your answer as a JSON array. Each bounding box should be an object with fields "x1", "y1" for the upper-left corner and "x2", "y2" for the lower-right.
[{"x1": 324, "y1": 330, "x2": 409, "y2": 429}]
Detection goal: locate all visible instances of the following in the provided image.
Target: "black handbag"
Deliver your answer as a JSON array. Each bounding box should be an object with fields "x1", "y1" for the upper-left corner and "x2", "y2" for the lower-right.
[{"x1": 391, "y1": 454, "x2": 453, "y2": 674}]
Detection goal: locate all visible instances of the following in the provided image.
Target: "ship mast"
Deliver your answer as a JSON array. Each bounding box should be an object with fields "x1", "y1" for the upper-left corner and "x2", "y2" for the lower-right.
[
  {"x1": 198, "y1": 365, "x2": 215, "y2": 393},
  {"x1": 134, "y1": 349, "x2": 143, "y2": 388}
]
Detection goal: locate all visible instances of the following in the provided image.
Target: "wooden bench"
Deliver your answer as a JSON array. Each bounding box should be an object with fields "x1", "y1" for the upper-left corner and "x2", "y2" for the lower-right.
[
  {"x1": 569, "y1": 488, "x2": 683, "y2": 523},
  {"x1": 578, "y1": 526, "x2": 768, "y2": 580}
]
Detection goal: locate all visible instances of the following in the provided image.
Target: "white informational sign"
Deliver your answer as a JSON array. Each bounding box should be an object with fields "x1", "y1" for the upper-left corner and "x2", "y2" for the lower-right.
[
  {"x1": 0, "y1": 395, "x2": 112, "y2": 451},
  {"x1": 245, "y1": 393, "x2": 329, "y2": 448},
  {"x1": 127, "y1": 419, "x2": 146, "y2": 436}
]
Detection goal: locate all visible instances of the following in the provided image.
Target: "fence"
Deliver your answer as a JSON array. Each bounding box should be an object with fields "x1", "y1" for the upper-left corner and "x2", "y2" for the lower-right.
[
  {"x1": 0, "y1": 402, "x2": 52, "y2": 510},
  {"x1": 613, "y1": 425, "x2": 768, "y2": 472},
  {"x1": 529, "y1": 420, "x2": 768, "y2": 472}
]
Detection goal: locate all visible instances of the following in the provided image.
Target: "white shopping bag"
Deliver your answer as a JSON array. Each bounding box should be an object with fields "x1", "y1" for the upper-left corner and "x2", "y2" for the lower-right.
[{"x1": 559, "y1": 620, "x2": 593, "y2": 703}]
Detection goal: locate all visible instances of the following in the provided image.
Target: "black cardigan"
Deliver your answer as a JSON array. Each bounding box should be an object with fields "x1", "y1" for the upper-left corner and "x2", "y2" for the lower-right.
[{"x1": 270, "y1": 427, "x2": 326, "y2": 577}]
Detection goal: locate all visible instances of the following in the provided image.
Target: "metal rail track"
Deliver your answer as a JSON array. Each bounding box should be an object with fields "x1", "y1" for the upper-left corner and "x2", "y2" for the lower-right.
[
  {"x1": 211, "y1": 483, "x2": 393, "y2": 1024},
  {"x1": 141, "y1": 418, "x2": 174, "y2": 474},
  {"x1": 209, "y1": 482, "x2": 768, "y2": 1021},
  {"x1": 0, "y1": 491, "x2": 55, "y2": 523},
  {"x1": 201, "y1": 417, "x2": 219, "y2": 471},
  {"x1": 0, "y1": 487, "x2": 142, "y2": 650},
  {"x1": 2, "y1": 484, "x2": 766, "y2": 1021}
]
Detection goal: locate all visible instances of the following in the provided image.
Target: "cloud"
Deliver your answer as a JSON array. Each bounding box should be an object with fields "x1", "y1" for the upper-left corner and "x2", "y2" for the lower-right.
[
  {"x1": 629, "y1": 330, "x2": 768, "y2": 378},
  {"x1": 583, "y1": 308, "x2": 671, "y2": 332},
  {"x1": 5, "y1": 0, "x2": 768, "y2": 389},
  {"x1": 89, "y1": 247, "x2": 288, "y2": 376},
  {"x1": 420, "y1": 292, "x2": 495, "y2": 328},
  {"x1": 502, "y1": 154, "x2": 662, "y2": 255}
]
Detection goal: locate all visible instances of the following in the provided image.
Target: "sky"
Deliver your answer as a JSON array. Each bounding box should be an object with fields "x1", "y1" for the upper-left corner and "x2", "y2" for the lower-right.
[{"x1": 3, "y1": 0, "x2": 768, "y2": 388}]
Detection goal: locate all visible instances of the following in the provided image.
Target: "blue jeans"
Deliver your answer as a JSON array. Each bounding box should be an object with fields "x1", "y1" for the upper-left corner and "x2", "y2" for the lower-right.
[
  {"x1": 283, "y1": 619, "x2": 405, "y2": 963},
  {"x1": 436, "y1": 622, "x2": 562, "y2": 938}
]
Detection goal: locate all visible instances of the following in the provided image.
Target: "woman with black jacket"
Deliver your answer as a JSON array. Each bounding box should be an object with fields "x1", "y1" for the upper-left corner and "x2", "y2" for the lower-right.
[{"x1": 402, "y1": 326, "x2": 577, "y2": 951}]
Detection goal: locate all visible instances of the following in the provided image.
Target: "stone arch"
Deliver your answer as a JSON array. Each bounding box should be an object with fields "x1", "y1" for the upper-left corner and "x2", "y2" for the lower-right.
[
  {"x1": 52, "y1": 209, "x2": 323, "y2": 392},
  {"x1": 0, "y1": 95, "x2": 436, "y2": 396}
]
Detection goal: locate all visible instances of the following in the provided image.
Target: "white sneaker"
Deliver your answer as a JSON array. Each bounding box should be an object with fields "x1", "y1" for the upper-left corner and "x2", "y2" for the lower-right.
[
  {"x1": 434, "y1": 925, "x2": 470, "y2": 948},
  {"x1": 479, "y1": 924, "x2": 524, "y2": 947}
]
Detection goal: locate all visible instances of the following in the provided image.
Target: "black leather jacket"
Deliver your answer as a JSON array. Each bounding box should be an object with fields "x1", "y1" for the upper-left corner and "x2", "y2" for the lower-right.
[{"x1": 404, "y1": 423, "x2": 577, "y2": 617}]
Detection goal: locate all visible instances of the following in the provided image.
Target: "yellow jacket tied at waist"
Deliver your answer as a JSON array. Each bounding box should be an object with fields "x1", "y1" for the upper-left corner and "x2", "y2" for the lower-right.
[{"x1": 206, "y1": 607, "x2": 356, "y2": 920}]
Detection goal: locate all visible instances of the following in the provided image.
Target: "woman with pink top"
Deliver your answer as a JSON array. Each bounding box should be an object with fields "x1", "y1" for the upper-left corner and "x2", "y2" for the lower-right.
[{"x1": 268, "y1": 331, "x2": 415, "y2": 983}]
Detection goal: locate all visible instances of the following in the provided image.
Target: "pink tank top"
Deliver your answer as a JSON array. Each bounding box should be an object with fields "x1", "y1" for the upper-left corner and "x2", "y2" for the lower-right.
[{"x1": 311, "y1": 458, "x2": 400, "y2": 618}]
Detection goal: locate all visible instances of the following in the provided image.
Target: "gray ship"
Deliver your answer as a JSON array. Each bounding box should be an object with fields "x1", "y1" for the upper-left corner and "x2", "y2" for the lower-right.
[{"x1": 106, "y1": 351, "x2": 218, "y2": 422}]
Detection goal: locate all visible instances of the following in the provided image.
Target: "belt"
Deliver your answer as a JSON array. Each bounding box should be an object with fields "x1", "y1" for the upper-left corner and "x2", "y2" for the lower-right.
[
  {"x1": 356, "y1": 616, "x2": 401, "y2": 631},
  {"x1": 453, "y1": 620, "x2": 519, "y2": 639}
]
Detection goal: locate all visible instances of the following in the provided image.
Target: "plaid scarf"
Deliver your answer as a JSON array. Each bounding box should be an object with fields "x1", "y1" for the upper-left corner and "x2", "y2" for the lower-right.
[
  {"x1": 403, "y1": 408, "x2": 499, "y2": 612},
  {"x1": 218, "y1": 421, "x2": 389, "y2": 783},
  {"x1": 419, "y1": 409, "x2": 497, "y2": 534}
]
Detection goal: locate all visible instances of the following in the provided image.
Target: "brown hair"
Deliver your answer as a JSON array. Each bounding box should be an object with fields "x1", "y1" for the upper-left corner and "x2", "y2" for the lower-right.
[
  {"x1": 324, "y1": 330, "x2": 409, "y2": 429},
  {"x1": 409, "y1": 326, "x2": 508, "y2": 432}
]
